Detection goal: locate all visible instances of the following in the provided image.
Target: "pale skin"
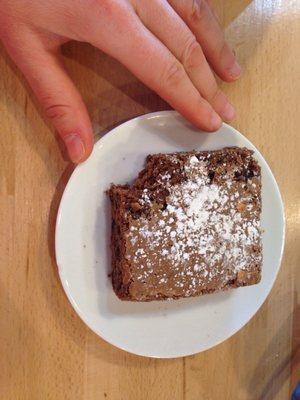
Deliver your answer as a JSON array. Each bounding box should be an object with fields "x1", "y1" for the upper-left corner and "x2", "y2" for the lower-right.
[{"x1": 0, "y1": 0, "x2": 241, "y2": 163}]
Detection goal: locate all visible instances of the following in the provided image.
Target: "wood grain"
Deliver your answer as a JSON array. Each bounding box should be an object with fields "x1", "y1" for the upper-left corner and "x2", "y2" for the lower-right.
[{"x1": 0, "y1": 1, "x2": 299, "y2": 399}]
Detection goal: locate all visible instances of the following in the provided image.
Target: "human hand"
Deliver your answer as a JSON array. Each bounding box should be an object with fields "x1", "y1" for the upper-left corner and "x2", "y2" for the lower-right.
[{"x1": 0, "y1": 0, "x2": 241, "y2": 163}]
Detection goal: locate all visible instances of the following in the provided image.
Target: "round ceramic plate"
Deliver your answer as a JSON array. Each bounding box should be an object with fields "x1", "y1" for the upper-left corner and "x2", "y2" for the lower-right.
[{"x1": 55, "y1": 111, "x2": 285, "y2": 358}]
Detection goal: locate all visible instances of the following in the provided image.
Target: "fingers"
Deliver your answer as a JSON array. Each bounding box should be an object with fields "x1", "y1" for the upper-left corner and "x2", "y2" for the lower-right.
[
  {"x1": 135, "y1": 0, "x2": 235, "y2": 122},
  {"x1": 89, "y1": 2, "x2": 221, "y2": 131},
  {"x1": 169, "y1": 0, "x2": 241, "y2": 82},
  {"x1": 2, "y1": 30, "x2": 93, "y2": 163},
  {"x1": 205, "y1": 0, "x2": 221, "y2": 23}
]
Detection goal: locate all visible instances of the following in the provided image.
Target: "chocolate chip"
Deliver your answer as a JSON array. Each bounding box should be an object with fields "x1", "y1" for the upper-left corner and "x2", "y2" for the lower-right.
[
  {"x1": 234, "y1": 171, "x2": 244, "y2": 181},
  {"x1": 228, "y1": 278, "x2": 237, "y2": 285},
  {"x1": 246, "y1": 169, "x2": 254, "y2": 179},
  {"x1": 208, "y1": 171, "x2": 215, "y2": 183}
]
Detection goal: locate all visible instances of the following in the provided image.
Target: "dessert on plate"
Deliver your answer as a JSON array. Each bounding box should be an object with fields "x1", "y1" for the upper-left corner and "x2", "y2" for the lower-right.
[{"x1": 108, "y1": 147, "x2": 262, "y2": 301}]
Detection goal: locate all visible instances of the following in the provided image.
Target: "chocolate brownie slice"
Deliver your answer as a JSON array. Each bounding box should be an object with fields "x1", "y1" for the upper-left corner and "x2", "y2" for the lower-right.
[{"x1": 108, "y1": 147, "x2": 262, "y2": 301}]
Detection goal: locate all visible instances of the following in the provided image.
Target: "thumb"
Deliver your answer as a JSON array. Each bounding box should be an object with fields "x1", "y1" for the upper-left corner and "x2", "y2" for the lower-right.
[{"x1": 3, "y1": 33, "x2": 94, "y2": 163}]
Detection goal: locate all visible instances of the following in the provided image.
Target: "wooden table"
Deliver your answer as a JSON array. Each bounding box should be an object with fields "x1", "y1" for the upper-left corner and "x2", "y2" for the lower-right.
[{"x1": 1, "y1": 1, "x2": 299, "y2": 399}]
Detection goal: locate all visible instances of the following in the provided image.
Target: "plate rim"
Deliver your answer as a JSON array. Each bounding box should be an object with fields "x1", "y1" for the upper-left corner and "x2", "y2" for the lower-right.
[{"x1": 55, "y1": 110, "x2": 286, "y2": 358}]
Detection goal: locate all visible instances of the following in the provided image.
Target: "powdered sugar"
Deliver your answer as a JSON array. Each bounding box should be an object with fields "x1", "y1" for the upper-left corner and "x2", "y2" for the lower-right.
[{"x1": 126, "y1": 151, "x2": 262, "y2": 297}]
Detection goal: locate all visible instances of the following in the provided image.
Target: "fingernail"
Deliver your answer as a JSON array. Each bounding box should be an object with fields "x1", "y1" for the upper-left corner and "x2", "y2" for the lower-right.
[
  {"x1": 228, "y1": 61, "x2": 241, "y2": 79},
  {"x1": 63, "y1": 133, "x2": 85, "y2": 163},
  {"x1": 221, "y1": 102, "x2": 236, "y2": 122},
  {"x1": 210, "y1": 113, "x2": 222, "y2": 131}
]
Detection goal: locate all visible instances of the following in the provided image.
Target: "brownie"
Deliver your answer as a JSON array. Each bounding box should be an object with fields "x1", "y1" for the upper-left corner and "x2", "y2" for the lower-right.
[{"x1": 108, "y1": 147, "x2": 262, "y2": 301}]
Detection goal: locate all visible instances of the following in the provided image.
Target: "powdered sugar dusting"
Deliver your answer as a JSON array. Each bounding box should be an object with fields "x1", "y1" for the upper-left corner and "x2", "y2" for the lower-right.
[{"x1": 126, "y1": 151, "x2": 262, "y2": 298}]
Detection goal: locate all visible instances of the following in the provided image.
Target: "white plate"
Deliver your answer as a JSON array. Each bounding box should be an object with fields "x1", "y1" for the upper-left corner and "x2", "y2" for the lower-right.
[{"x1": 55, "y1": 111, "x2": 285, "y2": 358}]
